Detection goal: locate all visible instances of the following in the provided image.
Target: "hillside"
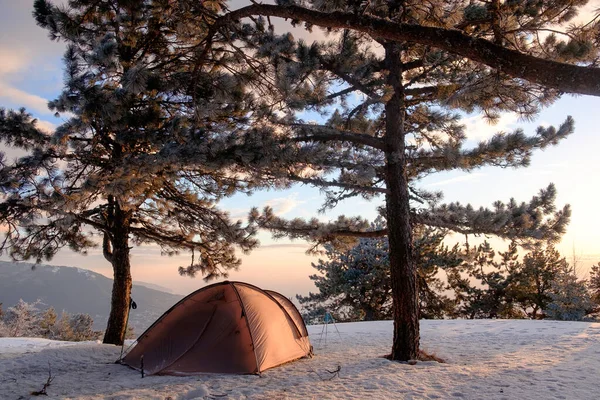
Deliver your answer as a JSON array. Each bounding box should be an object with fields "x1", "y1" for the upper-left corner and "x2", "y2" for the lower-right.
[{"x1": 0, "y1": 262, "x2": 183, "y2": 332}]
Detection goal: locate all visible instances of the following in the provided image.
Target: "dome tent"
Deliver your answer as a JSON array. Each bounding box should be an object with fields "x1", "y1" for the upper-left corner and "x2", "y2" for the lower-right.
[{"x1": 122, "y1": 281, "x2": 312, "y2": 375}]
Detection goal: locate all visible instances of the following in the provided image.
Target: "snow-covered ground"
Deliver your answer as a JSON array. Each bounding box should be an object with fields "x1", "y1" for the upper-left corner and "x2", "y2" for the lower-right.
[{"x1": 1, "y1": 320, "x2": 599, "y2": 399}]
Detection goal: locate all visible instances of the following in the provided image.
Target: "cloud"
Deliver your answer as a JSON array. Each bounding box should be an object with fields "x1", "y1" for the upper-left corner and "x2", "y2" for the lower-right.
[
  {"x1": 0, "y1": 81, "x2": 51, "y2": 115},
  {"x1": 0, "y1": 1, "x2": 64, "y2": 116},
  {"x1": 462, "y1": 112, "x2": 519, "y2": 141},
  {"x1": 0, "y1": 50, "x2": 51, "y2": 114},
  {"x1": 227, "y1": 208, "x2": 252, "y2": 221},
  {"x1": 35, "y1": 119, "x2": 56, "y2": 133},
  {"x1": 218, "y1": 193, "x2": 307, "y2": 223},
  {"x1": 0, "y1": 50, "x2": 30, "y2": 76},
  {"x1": 426, "y1": 172, "x2": 486, "y2": 187},
  {"x1": 265, "y1": 193, "x2": 305, "y2": 215}
]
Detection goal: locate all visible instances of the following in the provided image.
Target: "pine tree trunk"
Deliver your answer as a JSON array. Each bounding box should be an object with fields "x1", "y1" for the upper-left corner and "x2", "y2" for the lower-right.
[
  {"x1": 384, "y1": 43, "x2": 420, "y2": 361},
  {"x1": 102, "y1": 202, "x2": 132, "y2": 345}
]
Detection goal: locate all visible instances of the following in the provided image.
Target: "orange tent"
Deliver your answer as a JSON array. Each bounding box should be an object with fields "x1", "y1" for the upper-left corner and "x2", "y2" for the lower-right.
[{"x1": 122, "y1": 281, "x2": 312, "y2": 375}]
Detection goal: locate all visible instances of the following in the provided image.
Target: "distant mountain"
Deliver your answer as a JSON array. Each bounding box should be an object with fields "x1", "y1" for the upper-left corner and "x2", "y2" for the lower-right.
[
  {"x1": 134, "y1": 281, "x2": 176, "y2": 294},
  {"x1": 0, "y1": 261, "x2": 183, "y2": 333}
]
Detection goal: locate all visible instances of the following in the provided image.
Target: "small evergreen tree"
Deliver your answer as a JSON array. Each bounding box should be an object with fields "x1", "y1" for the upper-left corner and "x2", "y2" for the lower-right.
[
  {"x1": 546, "y1": 265, "x2": 594, "y2": 321},
  {"x1": 46, "y1": 311, "x2": 100, "y2": 341},
  {"x1": 589, "y1": 263, "x2": 600, "y2": 306},
  {"x1": 510, "y1": 246, "x2": 564, "y2": 319},
  {"x1": 0, "y1": 303, "x2": 7, "y2": 337},
  {"x1": 448, "y1": 241, "x2": 523, "y2": 319},
  {"x1": 39, "y1": 307, "x2": 58, "y2": 337},
  {"x1": 413, "y1": 227, "x2": 462, "y2": 319},
  {"x1": 4, "y1": 299, "x2": 42, "y2": 337},
  {"x1": 69, "y1": 314, "x2": 96, "y2": 341},
  {"x1": 297, "y1": 220, "x2": 392, "y2": 322},
  {"x1": 297, "y1": 219, "x2": 461, "y2": 321},
  {"x1": 0, "y1": 300, "x2": 101, "y2": 341}
]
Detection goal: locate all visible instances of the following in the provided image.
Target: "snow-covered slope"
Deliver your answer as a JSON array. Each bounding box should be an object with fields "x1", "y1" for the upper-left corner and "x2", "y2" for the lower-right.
[
  {"x1": 0, "y1": 261, "x2": 183, "y2": 331},
  {"x1": 1, "y1": 319, "x2": 599, "y2": 399}
]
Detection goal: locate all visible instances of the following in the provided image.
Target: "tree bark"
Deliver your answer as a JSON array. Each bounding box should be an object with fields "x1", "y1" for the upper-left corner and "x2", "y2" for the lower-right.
[
  {"x1": 102, "y1": 201, "x2": 132, "y2": 345},
  {"x1": 218, "y1": 4, "x2": 600, "y2": 96},
  {"x1": 383, "y1": 43, "x2": 420, "y2": 361}
]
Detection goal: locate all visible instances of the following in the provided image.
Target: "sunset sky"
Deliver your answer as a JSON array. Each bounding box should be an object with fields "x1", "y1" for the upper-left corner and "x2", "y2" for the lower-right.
[{"x1": 1, "y1": 0, "x2": 599, "y2": 300}]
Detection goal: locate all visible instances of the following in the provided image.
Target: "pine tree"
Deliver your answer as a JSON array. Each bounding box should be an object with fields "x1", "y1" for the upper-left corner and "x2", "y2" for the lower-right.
[
  {"x1": 60, "y1": 313, "x2": 97, "y2": 341},
  {"x1": 297, "y1": 222, "x2": 459, "y2": 322},
  {"x1": 510, "y1": 246, "x2": 565, "y2": 318},
  {"x1": 546, "y1": 264, "x2": 594, "y2": 321},
  {"x1": 447, "y1": 241, "x2": 524, "y2": 319},
  {"x1": 39, "y1": 307, "x2": 58, "y2": 338},
  {"x1": 414, "y1": 226, "x2": 462, "y2": 319},
  {"x1": 589, "y1": 263, "x2": 600, "y2": 306},
  {"x1": 0, "y1": 0, "x2": 263, "y2": 345},
  {"x1": 297, "y1": 218, "x2": 392, "y2": 322},
  {"x1": 217, "y1": 2, "x2": 600, "y2": 96},
  {"x1": 4, "y1": 299, "x2": 42, "y2": 337},
  {"x1": 220, "y1": 1, "x2": 586, "y2": 360}
]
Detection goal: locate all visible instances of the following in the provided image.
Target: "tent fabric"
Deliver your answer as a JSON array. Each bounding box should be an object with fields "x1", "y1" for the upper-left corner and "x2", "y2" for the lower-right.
[{"x1": 122, "y1": 281, "x2": 312, "y2": 375}]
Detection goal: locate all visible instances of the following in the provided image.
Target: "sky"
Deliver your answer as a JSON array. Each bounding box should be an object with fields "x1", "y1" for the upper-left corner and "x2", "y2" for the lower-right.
[{"x1": 1, "y1": 1, "x2": 599, "y2": 300}]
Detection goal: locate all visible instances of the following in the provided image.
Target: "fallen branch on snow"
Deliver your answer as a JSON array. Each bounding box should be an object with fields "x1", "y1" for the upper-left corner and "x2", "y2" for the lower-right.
[{"x1": 31, "y1": 362, "x2": 54, "y2": 396}]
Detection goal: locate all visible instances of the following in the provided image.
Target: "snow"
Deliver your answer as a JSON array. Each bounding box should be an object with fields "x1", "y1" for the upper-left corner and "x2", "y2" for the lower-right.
[
  {"x1": 75, "y1": 267, "x2": 96, "y2": 279},
  {"x1": 1, "y1": 320, "x2": 599, "y2": 399},
  {"x1": 0, "y1": 338, "x2": 91, "y2": 359}
]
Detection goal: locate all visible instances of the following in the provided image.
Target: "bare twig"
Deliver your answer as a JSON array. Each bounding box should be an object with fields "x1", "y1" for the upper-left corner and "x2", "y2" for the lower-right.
[
  {"x1": 309, "y1": 365, "x2": 341, "y2": 381},
  {"x1": 31, "y1": 362, "x2": 54, "y2": 396}
]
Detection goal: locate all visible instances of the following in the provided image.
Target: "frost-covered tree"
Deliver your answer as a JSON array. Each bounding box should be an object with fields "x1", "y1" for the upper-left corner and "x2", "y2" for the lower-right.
[
  {"x1": 0, "y1": 300, "x2": 104, "y2": 341},
  {"x1": 0, "y1": 0, "x2": 264, "y2": 345},
  {"x1": 297, "y1": 223, "x2": 460, "y2": 321},
  {"x1": 217, "y1": 2, "x2": 600, "y2": 96},
  {"x1": 546, "y1": 264, "x2": 594, "y2": 321},
  {"x1": 297, "y1": 218, "x2": 392, "y2": 322},
  {"x1": 213, "y1": 0, "x2": 587, "y2": 360},
  {"x1": 39, "y1": 307, "x2": 58, "y2": 337},
  {"x1": 447, "y1": 241, "x2": 525, "y2": 319},
  {"x1": 0, "y1": 304, "x2": 5, "y2": 337},
  {"x1": 509, "y1": 246, "x2": 564, "y2": 318},
  {"x1": 414, "y1": 227, "x2": 462, "y2": 319},
  {"x1": 589, "y1": 263, "x2": 600, "y2": 306},
  {"x1": 52, "y1": 312, "x2": 99, "y2": 341},
  {"x1": 3, "y1": 299, "x2": 43, "y2": 337}
]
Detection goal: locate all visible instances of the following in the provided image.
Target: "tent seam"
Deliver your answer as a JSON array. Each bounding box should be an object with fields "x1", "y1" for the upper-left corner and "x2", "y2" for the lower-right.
[
  {"x1": 230, "y1": 282, "x2": 262, "y2": 375},
  {"x1": 264, "y1": 290, "x2": 309, "y2": 338},
  {"x1": 235, "y1": 282, "x2": 308, "y2": 339},
  {"x1": 237, "y1": 283, "x2": 311, "y2": 365},
  {"x1": 132, "y1": 281, "x2": 233, "y2": 343},
  {"x1": 156, "y1": 304, "x2": 218, "y2": 374}
]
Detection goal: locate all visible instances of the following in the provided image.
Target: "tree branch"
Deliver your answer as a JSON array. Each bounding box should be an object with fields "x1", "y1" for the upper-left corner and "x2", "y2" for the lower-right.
[
  {"x1": 102, "y1": 232, "x2": 113, "y2": 264},
  {"x1": 289, "y1": 123, "x2": 385, "y2": 149},
  {"x1": 287, "y1": 174, "x2": 388, "y2": 194},
  {"x1": 217, "y1": 4, "x2": 600, "y2": 96}
]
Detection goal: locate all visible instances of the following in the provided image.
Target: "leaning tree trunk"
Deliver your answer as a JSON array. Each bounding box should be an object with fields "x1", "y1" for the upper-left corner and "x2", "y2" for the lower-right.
[
  {"x1": 102, "y1": 200, "x2": 133, "y2": 345},
  {"x1": 383, "y1": 43, "x2": 420, "y2": 361}
]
